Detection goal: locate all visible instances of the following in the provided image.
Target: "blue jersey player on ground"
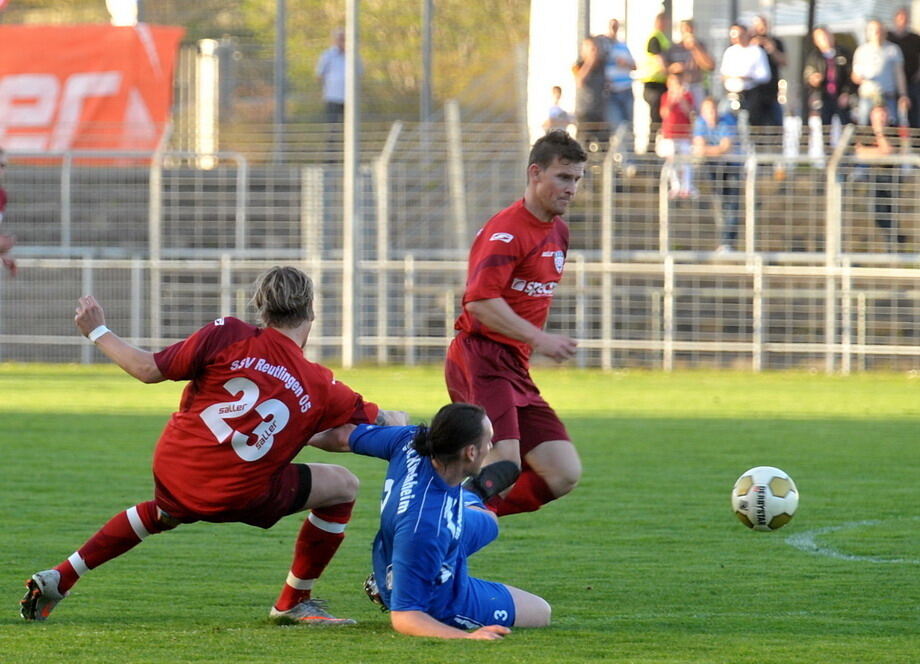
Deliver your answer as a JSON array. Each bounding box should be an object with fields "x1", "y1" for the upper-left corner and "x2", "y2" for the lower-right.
[{"x1": 311, "y1": 403, "x2": 550, "y2": 640}]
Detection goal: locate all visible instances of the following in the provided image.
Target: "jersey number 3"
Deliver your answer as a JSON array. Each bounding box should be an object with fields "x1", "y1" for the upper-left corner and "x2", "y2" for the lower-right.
[{"x1": 200, "y1": 377, "x2": 290, "y2": 461}]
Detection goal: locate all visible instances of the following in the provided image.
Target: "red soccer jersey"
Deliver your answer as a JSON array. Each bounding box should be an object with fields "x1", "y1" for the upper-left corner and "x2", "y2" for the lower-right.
[
  {"x1": 151, "y1": 317, "x2": 378, "y2": 516},
  {"x1": 661, "y1": 90, "x2": 694, "y2": 138},
  {"x1": 454, "y1": 199, "x2": 569, "y2": 365}
]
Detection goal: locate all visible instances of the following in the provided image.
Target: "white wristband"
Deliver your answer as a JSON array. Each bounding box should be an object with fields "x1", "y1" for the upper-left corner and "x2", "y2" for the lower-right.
[{"x1": 88, "y1": 325, "x2": 110, "y2": 342}]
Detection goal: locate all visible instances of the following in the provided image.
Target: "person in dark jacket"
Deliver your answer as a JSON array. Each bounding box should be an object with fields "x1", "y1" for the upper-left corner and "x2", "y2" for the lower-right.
[{"x1": 804, "y1": 27, "x2": 856, "y2": 125}]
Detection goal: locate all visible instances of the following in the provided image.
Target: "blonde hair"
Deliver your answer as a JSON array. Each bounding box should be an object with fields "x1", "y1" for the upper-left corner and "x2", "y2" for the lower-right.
[{"x1": 251, "y1": 266, "x2": 315, "y2": 328}]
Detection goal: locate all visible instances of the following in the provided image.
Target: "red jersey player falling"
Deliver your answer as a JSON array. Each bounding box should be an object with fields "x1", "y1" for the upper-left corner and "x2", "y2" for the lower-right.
[
  {"x1": 21, "y1": 266, "x2": 406, "y2": 624},
  {"x1": 446, "y1": 130, "x2": 588, "y2": 516}
]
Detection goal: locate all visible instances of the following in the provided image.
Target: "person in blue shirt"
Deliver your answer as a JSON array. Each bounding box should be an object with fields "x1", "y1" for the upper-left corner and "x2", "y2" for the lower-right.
[
  {"x1": 692, "y1": 96, "x2": 743, "y2": 252},
  {"x1": 311, "y1": 402, "x2": 551, "y2": 640}
]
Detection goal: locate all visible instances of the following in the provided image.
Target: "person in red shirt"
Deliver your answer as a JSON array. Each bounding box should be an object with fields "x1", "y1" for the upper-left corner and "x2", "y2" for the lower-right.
[
  {"x1": 445, "y1": 130, "x2": 587, "y2": 517},
  {"x1": 659, "y1": 72, "x2": 697, "y2": 197},
  {"x1": 0, "y1": 148, "x2": 17, "y2": 276},
  {"x1": 21, "y1": 266, "x2": 406, "y2": 624}
]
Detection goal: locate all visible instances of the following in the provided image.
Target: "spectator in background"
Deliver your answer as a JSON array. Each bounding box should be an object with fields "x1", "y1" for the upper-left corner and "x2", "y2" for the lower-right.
[
  {"x1": 543, "y1": 86, "x2": 574, "y2": 133},
  {"x1": 572, "y1": 37, "x2": 608, "y2": 147},
  {"x1": 804, "y1": 27, "x2": 855, "y2": 126},
  {"x1": 0, "y1": 148, "x2": 16, "y2": 276},
  {"x1": 640, "y1": 12, "x2": 672, "y2": 126},
  {"x1": 596, "y1": 18, "x2": 636, "y2": 135},
  {"x1": 750, "y1": 15, "x2": 787, "y2": 126},
  {"x1": 316, "y1": 29, "x2": 362, "y2": 158},
  {"x1": 852, "y1": 20, "x2": 909, "y2": 125},
  {"x1": 693, "y1": 97, "x2": 742, "y2": 252},
  {"x1": 659, "y1": 72, "x2": 696, "y2": 198},
  {"x1": 887, "y1": 7, "x2": 920, "y2": 128},
  {"x1": 854, "y1": 104, "x2": 906, "y2": 248},
  {"x1": 668, "y1": 19, "x2": 715, "y2": 106},
  {"x1": 316, "y1": 29, "x2": 348, "y2": 125},
  {"x1": 720, "y1": 23, "x2": 772, "y2": 125}
]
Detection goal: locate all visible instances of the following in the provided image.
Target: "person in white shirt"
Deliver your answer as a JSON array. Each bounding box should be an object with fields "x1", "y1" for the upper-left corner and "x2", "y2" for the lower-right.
[
  {"x1": 852, "y1": 19, "x2": 909, "y2": 125},
  {"x1": 315, "y1": 29, "x2": 363, "y2": 160},
  {"x1": 316, "y1": 29, "x2": 359, "y2": 125},
  {"x1": 719, "y1": 23, "x2": 771, "y2": 125}
]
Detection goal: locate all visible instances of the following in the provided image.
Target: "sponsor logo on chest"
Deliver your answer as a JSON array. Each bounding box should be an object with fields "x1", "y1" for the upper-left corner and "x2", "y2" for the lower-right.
[{"x1": 511, "y1": 279, "x2": 558, "y2": 297}]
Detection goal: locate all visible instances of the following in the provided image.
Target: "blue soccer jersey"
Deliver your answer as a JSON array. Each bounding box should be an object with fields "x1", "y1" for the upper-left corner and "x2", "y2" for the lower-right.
[{"x1": 350, "y1": 424, "x2": 501, "y2": 623}]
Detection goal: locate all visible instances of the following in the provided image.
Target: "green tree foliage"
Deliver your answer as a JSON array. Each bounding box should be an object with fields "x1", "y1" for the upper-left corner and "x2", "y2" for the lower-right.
[{"x1": 240, "y1": 0, "x2": 530, "y2": 119}]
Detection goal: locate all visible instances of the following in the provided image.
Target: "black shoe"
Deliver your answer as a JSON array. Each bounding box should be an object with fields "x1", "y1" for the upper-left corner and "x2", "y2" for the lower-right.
[
  {"x1": 463, "y1": 461, "x2": 521, "y2": 502},
  {"x1": 363, "y1": 573, "x2": 388, "y2": 612}
]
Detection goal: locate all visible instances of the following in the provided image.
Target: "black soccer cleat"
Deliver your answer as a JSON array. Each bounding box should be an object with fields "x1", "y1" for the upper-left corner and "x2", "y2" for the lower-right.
[
  {"x1": 363, "y1": 573, "x2": 388, "y2": 612},
  {"x1": 462, "y1": 460, "x2": 521, "y2": 502}
]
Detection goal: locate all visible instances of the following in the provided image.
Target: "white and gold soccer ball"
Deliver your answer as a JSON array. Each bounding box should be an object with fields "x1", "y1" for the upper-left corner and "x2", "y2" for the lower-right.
[{"x1": 731, "y1": 466, "x2": 799, "y2": 531}]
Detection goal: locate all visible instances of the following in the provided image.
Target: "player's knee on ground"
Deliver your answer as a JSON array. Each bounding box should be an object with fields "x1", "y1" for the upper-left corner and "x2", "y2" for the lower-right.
[{"x1": 507, "y1": 585, "x2": 551, "y2": 628}]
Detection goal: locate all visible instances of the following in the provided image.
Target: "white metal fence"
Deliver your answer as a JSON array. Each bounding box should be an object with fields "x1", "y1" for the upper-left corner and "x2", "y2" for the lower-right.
[{"x1": 1, "y1": 122, "x2": 918, "y2": 372}]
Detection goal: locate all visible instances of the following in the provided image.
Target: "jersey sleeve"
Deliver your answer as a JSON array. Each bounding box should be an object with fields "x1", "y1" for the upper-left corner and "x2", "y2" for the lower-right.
[
  {"x1": 153, "y1": 317, "x2": 252, "y2": 381},
  {"x1": 387, "y1": 522, "x2": 443, "y2": 612},
  {"x1": 460, "y1": 493, "x2": 500, "y2": 556},
  {"x1": 313, "y1": 367, "x2": 380, "y2": 430},
  {"x1": 463, "y1": 228, "x2": 522, "y2": 302},
  {"x1": 349, "y1": 424, "x2": 415, "y2": 460}
]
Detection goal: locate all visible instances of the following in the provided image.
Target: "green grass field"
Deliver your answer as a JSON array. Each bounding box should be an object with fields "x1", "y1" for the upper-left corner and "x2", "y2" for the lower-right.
[{"x1": 1, "y1": 364, "x2": 918, "y2": 663}]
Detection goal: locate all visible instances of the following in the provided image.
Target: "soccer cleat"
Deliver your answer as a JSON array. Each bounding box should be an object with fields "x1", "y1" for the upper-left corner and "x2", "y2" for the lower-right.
[
  {"x1": 20, "y1": 570, "x2": 67, "y2": 621},
  {"x1": 269, "y1": 598, "x2": 356, "y2": 626},
  {"x1": 462, "y1": 460, "x2": 521, "y2": 502},
  {"x1": 363, "y1": 572, "x2": 387, "y2": 612}
]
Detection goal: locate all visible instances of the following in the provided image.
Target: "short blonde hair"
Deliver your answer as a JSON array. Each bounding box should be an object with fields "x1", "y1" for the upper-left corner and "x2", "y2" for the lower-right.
[{"x1": 251, "y1": 266, "x2": 315, "y2": 328}]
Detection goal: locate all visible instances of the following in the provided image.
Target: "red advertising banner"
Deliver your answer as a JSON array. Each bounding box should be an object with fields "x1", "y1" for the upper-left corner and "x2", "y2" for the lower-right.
[{"x1": 0, "y1": 24, "x2": 185, "y2": 153}]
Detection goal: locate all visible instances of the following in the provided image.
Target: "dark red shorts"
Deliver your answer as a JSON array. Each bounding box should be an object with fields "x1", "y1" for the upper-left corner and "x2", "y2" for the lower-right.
[
  {"x1": 154, "y1": 463, "x2": 312, "y2": 530},
  {"x1": 445, "y1": 333, "x2": 569, "y2": 455}
]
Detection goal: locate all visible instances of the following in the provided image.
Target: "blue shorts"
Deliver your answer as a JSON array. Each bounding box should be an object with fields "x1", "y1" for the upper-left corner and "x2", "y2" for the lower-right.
[{"x1": 439, "y1": 577, "x2": 516, "y2": 629}]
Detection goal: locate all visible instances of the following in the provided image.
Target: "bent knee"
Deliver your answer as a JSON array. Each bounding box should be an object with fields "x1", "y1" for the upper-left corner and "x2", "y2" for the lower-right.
[
  {"x1": 336, "y1": 466, "x2": 360, "y2": 501},
  {"x1": 545, "y1": 458, "x2": 582, "y2": 498},
  {"x1": 516, "y1": 596, "x2": 552, "y2": 628}
]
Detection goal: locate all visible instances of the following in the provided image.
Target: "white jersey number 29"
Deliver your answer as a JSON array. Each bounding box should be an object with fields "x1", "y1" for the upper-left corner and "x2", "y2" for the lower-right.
[{"x1": 200, "y1": 377, "x2": 290, "y2": 461}]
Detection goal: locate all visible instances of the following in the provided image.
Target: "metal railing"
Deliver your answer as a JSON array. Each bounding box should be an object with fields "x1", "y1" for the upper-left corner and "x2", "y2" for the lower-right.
[{"x1": 1, "y1": 123, "x2": 918, "y2": 372}]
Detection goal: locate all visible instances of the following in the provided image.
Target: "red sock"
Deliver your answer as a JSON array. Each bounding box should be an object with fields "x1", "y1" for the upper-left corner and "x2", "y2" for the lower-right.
[
  {"x1": 488, "y1": 470, "x2": 556, "y2": 517},
  {"x1": 54, "y1": 501, "x2": 164, "y2": 593},
  {"x1": 274, "y1": 501, "x2": 354, "y2": 611}
]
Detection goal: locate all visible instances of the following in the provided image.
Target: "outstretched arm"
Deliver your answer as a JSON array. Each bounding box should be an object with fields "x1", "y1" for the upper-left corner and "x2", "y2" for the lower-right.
[
  {"x1": 308, "y1": 424, "x2": 356, "y2": 452},
  {"x1": 309, "y1": 408, "x2": 409, "y2": 451},
  {"x1": 74, "y1": 296, "x2": 164, "y2": 383},
  {"x1": 390, "y1": 610, "x2": 510, "y2": 640}
]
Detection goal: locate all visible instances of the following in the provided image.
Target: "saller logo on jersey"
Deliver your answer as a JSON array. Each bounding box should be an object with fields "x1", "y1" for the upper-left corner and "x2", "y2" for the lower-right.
[{"x1": 489, "y1": 232, "x2": 515, "y2": 243}]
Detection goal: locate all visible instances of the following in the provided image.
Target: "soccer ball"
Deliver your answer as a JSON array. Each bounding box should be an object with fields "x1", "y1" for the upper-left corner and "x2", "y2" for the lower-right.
[{"x1": 731, "y1": 466, "x2": 799, "y2": 531}]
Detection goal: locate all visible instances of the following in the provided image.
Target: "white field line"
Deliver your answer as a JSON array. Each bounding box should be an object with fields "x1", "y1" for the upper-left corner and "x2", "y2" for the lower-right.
[{"x1": 785, "y1": 519, "x2": 920, "y2": 564}]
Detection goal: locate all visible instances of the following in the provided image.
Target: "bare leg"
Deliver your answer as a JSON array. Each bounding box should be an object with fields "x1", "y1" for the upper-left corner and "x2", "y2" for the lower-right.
[{"x1": 505, "y1": 584, "x2": 551, "y2": 627}]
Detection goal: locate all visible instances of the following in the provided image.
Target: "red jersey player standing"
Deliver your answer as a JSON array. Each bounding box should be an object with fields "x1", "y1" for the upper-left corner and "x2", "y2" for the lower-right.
[
  {"x1": 445, "y1": 130, "x2": 588, "y2": 516},
  {"x1": 21, "y1": 266, "x2": 406, "y2": 624}
]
